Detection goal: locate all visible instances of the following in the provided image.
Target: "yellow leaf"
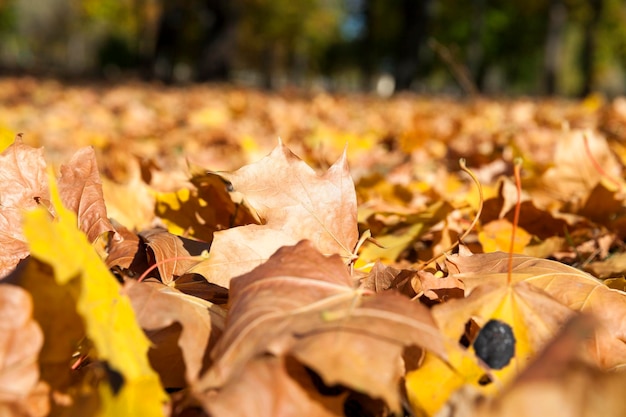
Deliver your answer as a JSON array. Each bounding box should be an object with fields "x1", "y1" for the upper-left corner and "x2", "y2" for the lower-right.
[
  {"x1": 406, "y1": 345, "x2": 486, "y2": 416},
  {"x1": 478, "y1": 219, "x2": 531, "y2": 253},
  {"x1": 406, "y1": 280, "x2": 573, "y2": 415},
  {"x1": 0, "y1": 127, "x2": 16, "y2": 153},
  {"x1": 23, "y1": 170, "x2": 167, "y2": 417}
]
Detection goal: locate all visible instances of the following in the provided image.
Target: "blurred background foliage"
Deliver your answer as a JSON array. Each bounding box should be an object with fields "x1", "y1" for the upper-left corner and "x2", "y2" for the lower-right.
[{"x1": 0, "y1": 0, "x2": 625, "y2": 96}]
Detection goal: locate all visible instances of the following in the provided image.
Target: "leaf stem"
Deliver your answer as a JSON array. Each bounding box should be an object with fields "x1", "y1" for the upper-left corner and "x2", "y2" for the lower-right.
[
  {"x1": 507, "y1": 159, "x2": 523, "y2": 285},
  {"x1": 137, "y1": 254, "x2": 207, "y2": 283}
]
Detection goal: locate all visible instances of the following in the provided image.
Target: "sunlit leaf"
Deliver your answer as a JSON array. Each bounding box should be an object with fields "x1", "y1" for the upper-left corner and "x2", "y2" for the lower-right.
[{"x1": 23, "y1": 171, "x2": 167, "y2": 417}]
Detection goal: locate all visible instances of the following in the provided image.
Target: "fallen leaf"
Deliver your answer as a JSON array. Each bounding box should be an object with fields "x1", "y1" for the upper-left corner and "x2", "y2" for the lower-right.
[
  {"x1": 541, "y1": 130, "x2": 621, "y2": 208},
  {"x1": 101, "y1": 160, "x2": 156, "y2": 231},
  {"x1": 126, "y1": 281, "x2": 226, "y2": 387},
  {"x1": 22, "y1": 171, "x2": 167, "y2": 416},
  {"x1": 202, "y1": 356, "x2": 346, "y2": 417},
  {"x1": 105, "y1": 220, "x2": 149, "y2": 278},
  {"x1": 0, "y1": 137, "x2": 49, "y2": 277},
  {"x1": 358, "y1": 201, "x2": 452, "y2": 263},
  {"x1": 416, "y1": 270, "x2": 464, "y2": 303},
  {"x1": 585, "y1": 252, "x2": 626, "y2": 279},
  {"x1": 189, "y1": 143, "x2": 359, "y2": 288},
  {"x1": 358, "y1": 261, "x2": 419, "y2": 297},
  {"x1": 7, "y1": 257, "x2": 92, "y2": 414},
  {"x1": 462, "y1": 316, "x2": 626, "y2": 417},
  {"x1": 447, "y1": 252, "x2": 626, "y2": 369},
  {"x1": 194, "y1": 241, "x2": 446, "y2": 412},
  {"x1": 57, "y1": 147, "x2": 116, "y2": 243},
  {"x1": 154, "y1": 170, "x2": 256, "y2": 242},
  {"x1": 0, "y1": 283, "x2": 49, "y2": 417},
  {"x1": 140, "y1": 228, "x2": 210, "y2": 285},
  {"x1": 406, "y1": 280, "x2": 574, "y2": 416},
  {"x1": 478, "y1": 219, "x2": 532, "y2": 253}
]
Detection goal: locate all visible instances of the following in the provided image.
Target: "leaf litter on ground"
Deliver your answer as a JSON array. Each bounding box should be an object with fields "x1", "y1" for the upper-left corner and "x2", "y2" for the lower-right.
[{"x1": 1, "y1": 79, "x2": 626, "y2": 416}]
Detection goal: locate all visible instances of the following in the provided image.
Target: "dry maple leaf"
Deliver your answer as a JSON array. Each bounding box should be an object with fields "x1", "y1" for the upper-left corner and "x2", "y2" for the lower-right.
[
  {"x1": 0, "y1": 284, "x2": 49, "y2": 417},
  {"x1": 140, "y1": 228, "x2": 211, "y2": 285},
  {"x1": 188, "y1": 143, "x2": 359, "y2": 288},
  {"x1": 447, "y1": 252, "x2": 626, "y2": 369},
  {"x1": 203, "y1": 356, "x2": 346, "y2": 417},
  {"x1": 0, "y1": 137, "x2": 49, "y2": 278},
  {"x1": 126, "y1": 281, "x2": 225, "y2": 387},
  {"x1": 540, "y1": 130, "x2": 622, "y2": 208},
  {"x1": 57, "y1": 147, "x2": 116, "y2": 244},
  {"x1": 359, "y1": 261, "x2": 419, "y2": 297},
  {"x1": 154, "y1": 168, "x2": 257, "y2": 242},
  {"x1": 1, "y1": 140, "x2": 119, "y2": 278},
  {"x1": 193, "y1": 240, "x2": 446, "y2": 413},
  {"x1": 105, "y1": 219, "x2": 150, "y2": 277}
]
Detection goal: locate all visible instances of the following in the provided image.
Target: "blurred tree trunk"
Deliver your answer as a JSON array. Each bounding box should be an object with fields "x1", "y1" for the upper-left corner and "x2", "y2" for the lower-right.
[
  {"x1": 196, "y1": 0, "x2": 237, "y2": 82},
  {"x1": 580, "y1": 0, "x2": 603, "y2": 96},
  {"x1": 359, "y1": 0, "x2": 374, "y2": 91},
  {"x1": 393, "y1": 0, "x2": 432, "y2": 91},
  {"x1": 152, "y1": 2, "x2": 184, "y2": 83},
  {"x1": 543, "y1": 0, "x2": 567, "y2": 95},
  {"x1": 151, "y1": 0, "x2": 237, "y2": 83},
  {"x1": 261, "y1": 43, "x2": 277, "y2": 89},
  {"x1": 467, "y1": 0, "x2": 485, "y2": 92}
]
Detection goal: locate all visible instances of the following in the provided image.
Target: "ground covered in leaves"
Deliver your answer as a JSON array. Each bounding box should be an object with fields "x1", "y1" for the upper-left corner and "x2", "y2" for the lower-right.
[{"x1": 2, "y1": 77, "x2": 626, "y2": 417}]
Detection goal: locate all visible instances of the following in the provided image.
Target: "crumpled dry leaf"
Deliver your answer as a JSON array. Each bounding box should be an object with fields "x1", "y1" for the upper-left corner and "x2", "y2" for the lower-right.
[
  {"x1": 0, "y1": 284, "x2": 49, "y2": 417},
  {"x1": 105, "y1": 219, "x2": 149, "y2": 277},
  {"x1": 189, "y1": 143, "x2": 359, "y2": 288},
  {"x1": 447, "y1": 252, "x2": 626, "y2": 369},
  {"x1": 0, "y1": 137, "x2": 49, "y2": 278},
  {"x1": 154, "y1": 168, "x2": 257, "y2": 242},
  {"x1": 358, "y1": 261, "x2": 419, "y2": 297},
  {"x1": 194, "y1": 240, "x2": 446, "y2": 412},
  {"x1": 449, "y1": 316, "x2": 626, "y2": 417},
  {"x1": 416, "y1": 270, "x2": 464, "y2": 303},
  {"x1": 480, "y1": 178, "x2": 569, "y2": 240},
  {"x1": 126, "y1": 281, "x2": 225, "y2": 388},
  {"x1": 57, "y1": 147, "x2": 116, "y2": 244},
  {"x1": 140, "y1": 228, "x2": 210, "y2": 285},
  {"x1": 0, "y1": 139, "x2": 118, "y2": 278},
  {"x1": 203, "y1": 356, "x2": 346, "y2": 417},
  {"x1": 540, "y1": 130, "x2": 622, "y2": 208}
]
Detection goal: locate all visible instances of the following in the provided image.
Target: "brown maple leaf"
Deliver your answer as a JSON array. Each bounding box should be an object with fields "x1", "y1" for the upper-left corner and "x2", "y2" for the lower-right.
[
  {"x1": 189, "y1": 143, "x2": 359, "y2": 288},
  {"x1": 105, "y1": 220, "x2": 149, "y2": 278},
  {"x1": 57, "y1": 147, "x2": 116, "y2": 244},
  {"x1": 540, "y1": 130, "x2": 622, "y2": 209},
  {"x1": 193, "y1": 241, "x2": 446, "y2": 412},
  {"x1": 126, "y1": 281, "x2": 225, "y2": 387},
  {"x1": 0, "y1": 137, "x2": 49, "y2": 278},
  {"x1": 140, "y1": 228, "x2": 211, "y2": 285},
  {"x1": 202, "y1": 356, "x2": 346, "y2": 417},
  {"x1": 0, "y1": 284, "x2": 49, "y2": 417}
]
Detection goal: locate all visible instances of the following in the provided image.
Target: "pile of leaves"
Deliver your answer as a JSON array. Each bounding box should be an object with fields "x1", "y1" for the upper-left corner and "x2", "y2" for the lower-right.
[{"x1": 2, "y1": 78, "x2": 626, "y2": 417}]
